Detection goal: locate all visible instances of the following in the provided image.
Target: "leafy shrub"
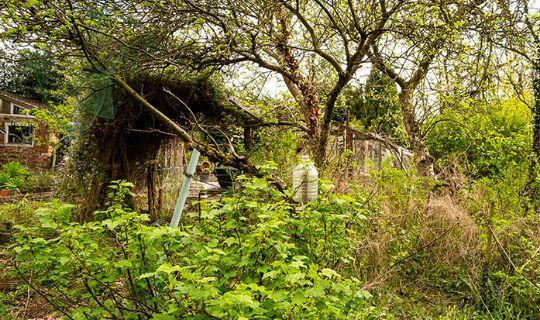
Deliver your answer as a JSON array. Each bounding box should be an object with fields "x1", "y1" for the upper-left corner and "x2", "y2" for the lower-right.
[
  {"x1": 0, "y1": 199, "x2": 46, "y2": 226},
  {"x1": 2, "y1": 161, "x2": 30, "y2": 178},
  {"x1": 13, "y1": 178, "x2": 376, "y2": 319},
  {"x1": 250, "y1": 129, "x2": 300, "y2": 182},
  {"x1": 427, "y1": 98, "x2": 531, "y2": 179},
  {"x1": 0, "y1": 161, "x2": 30, "y2": 190},
  {"x1": 22, "y1": 171, "x2": 55, "y2": 192},
  {"x1": 0, "y1": 161, "x2": 56, "y2": 193}
]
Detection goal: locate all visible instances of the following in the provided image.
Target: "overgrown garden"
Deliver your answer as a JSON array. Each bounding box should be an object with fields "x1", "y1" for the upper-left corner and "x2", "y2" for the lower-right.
[{"x1": 1, "y1": 0, "x2": 540, "y2": 319}]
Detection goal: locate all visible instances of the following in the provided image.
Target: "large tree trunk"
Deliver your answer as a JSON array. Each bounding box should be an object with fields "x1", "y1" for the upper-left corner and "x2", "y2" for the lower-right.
[
  {"x1": 526, "y1": 59, "x2": 540, "y2": 210},
  {"x1": 282, "y1": 77, "x2": 321, "y2": 147},
  {"x1": 532, "y1": 67, "x2": 540, "y2": 168},
  {"x1": 399, "y1": 89, "x2": 434, "y2": 176},
  {"x1": 314, "y1": 75, "x2": 350, "y2": 167},
  {"x1": 276, "y1": 7, "x2": 321, "y2": 158}
]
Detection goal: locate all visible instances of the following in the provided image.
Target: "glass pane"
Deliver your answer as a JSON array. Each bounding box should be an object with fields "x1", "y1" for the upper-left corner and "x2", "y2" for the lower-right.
[
  {"x1": 7, "y1": 125, "x2": 33, "y2": 145},
  {"x1": 12, "y1": 105, "x2": 26, "y2": 115}
]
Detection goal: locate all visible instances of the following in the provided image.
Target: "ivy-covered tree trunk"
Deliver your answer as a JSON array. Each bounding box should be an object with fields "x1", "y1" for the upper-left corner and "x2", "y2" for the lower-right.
[
  {"x1": 315, "y1": 75, "x2": 351, "y2": 168},
  {"x1": 276, "y1": 7, "x2": 322, "y2": 159},
  {"x1": 526, "y1": 53, "x2": 540, "y2": 210}
]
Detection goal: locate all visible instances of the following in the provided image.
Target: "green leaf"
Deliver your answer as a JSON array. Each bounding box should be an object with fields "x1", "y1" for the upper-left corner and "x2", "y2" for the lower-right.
[
  {"x1": 156, "y1": 263, "x2": 182, "y2": 274},
  {"x1": 320, "y1": 268, "x2": 340, "y2": 279},
  {"x1": 152, "y1": 314, "x2": 175, "y2": 320},
  {"x1": 285, "y1": 272, "x2": 306, "y2": 284}
]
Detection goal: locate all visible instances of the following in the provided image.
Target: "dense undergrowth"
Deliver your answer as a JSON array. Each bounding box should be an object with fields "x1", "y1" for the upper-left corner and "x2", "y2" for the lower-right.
[
  {"x1": 9, "y1": 179, "x2": 375, "y2": 319},
  {"x1": 3, "y1": 163, "x2": 539, "y2": 319},
  {"x1": 0, "y1": 161, "x2": 56, "y2": 194}
]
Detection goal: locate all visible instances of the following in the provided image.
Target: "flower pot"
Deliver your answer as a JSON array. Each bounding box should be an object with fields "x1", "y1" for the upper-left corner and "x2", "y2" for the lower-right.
[{"x1": 0, "y1": 189, "x2": 9, "y2": 197}]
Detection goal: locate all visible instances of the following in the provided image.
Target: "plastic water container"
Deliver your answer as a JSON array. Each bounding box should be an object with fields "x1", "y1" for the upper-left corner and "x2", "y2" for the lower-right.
[{"x1": 292, "y1": 155, "x2": 318, "y2": 203}]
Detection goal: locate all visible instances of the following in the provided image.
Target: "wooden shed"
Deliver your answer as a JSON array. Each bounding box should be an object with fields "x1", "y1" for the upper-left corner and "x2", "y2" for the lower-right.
[{"x1": 328, "y1": 124, "x2": 413, "y2": 172}]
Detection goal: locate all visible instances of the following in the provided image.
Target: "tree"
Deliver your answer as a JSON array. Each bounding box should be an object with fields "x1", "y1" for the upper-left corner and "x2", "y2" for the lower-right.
[
  {"x1": 370, "y1": 0, "x2": 496, "y2": 176},
  {"x1": 2, "y1": 0, "x2": 265, "y2": 178},
  {"x1": 490, "y1": 1, "x2": 540, "y2": 205},
  {"x1": 3, "y1": 0, "x2": 512, "y2": 176},
  {"x1": 346, "y1": 68, "x2": 404, "y2": 142},
  {"x1": 153, "y1": 0, "x2": 410, "y2": 166},
  {"x1": 2, "y1": 0, "x2": 409, "y2": 168},
  {"x1": 0, "y1": 49, "x2": 66, "y2": 104}
]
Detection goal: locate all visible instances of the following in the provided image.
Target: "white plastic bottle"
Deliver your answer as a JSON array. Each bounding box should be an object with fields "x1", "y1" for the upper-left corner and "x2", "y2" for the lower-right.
[{"x1": 292, "y1": 154, "x2": 318, "y2": 203}]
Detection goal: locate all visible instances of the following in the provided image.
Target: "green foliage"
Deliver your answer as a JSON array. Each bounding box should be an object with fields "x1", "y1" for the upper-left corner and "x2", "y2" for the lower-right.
[
  {"x1": 0, "y1": 161, "x2": 30, "y2": 190},
  {"x1": 1, "y1": 161, "x2": 29, "y2": 180},
  {"x1": 0, "y1": 47, "x2": 76, "y2": 152},
  {"x1": 22, "y1": 171, "x2": 55, "y2": 192},
  {"x1": 0, "y1": 199, "x2": 46, "y2": 226},
  {"x1": 12, "y1": 178, "x2": 376, "y2": 319},
  {"x1": 488, "y1": 235, "x2": 540, "y2": 319},
  {"x1": 250, "y1": 128, "x2": 300, "y2": 181},
  {"x1": 343, "y1": 69, "x2": 406, "y2": 143},
  {"x1": 32, "y1": 101, "x2": 76, "y2": 140},
  {"x1": 464, "y1": 178, "x2": 540, "y2": 319},
  {"x1": 0, "y1": 162, "x2": 56, "y2": 193},
  {"x1": 0, "y1": 49, "x2": 66, "y2": 105},
  {"x1": 427, "y1": 98, "x2": 532, "y2": 178}
]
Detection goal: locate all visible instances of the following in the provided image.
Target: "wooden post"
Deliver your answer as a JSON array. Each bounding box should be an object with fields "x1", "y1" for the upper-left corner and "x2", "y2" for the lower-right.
[
  {"x1": 244, "y1": 126, "x2": 253, "y2": 152},
  {"x1": 147, "y1": 159, "x2": 157, "y2": 219}
]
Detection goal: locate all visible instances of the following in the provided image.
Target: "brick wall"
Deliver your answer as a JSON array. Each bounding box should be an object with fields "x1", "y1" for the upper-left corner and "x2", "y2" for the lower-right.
[{"x1": 0, "y1": 116, "x2": 54, "y2": 169}]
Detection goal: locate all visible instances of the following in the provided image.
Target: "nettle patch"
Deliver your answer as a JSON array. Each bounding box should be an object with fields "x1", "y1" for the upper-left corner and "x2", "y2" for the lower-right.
[{"x1": 12, "y1": 179, "x2": 375, "y2": 319}]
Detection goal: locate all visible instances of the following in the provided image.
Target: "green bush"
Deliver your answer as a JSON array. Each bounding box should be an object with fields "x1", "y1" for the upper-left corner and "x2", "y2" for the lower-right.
[
  {"x1": 22, "y1": 171, "x2": 55, "y2": 192},
  {"x1": 427, "y1": 98, "x2": 531, "y2": 179},
  {"x1": 0, "y1": 161, "x2": 56, "y2": 193},
  {"x1": 0, "y1": 161, "x2": 30, "y2": 190},
  {"x1": 12, "y1": 179, "x2": 376, "y2": 319}
]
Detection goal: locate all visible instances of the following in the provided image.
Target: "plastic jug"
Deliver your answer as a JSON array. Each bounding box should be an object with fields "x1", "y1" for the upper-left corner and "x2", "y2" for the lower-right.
[{"x1": 292, "y1": 154, "x2": 318, "y2": 203}]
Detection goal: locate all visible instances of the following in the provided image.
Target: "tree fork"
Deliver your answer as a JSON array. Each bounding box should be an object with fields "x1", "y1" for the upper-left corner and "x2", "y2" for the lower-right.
[{"x1": 399, "y1": 89, "x2": 435, "y2": 176}]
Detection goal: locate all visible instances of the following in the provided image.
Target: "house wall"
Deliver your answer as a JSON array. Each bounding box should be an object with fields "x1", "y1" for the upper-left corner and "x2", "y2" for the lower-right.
[
  {"x1": 1, "y1": 100, "x2": 10, "y2": 114},
  {"x1": 0, "y1": 95, "x2": 54, "y2": 169}
]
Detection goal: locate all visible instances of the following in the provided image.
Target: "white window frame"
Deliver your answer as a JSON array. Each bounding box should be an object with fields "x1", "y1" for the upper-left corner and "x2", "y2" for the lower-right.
[
  {"x1": 9, "y1": 103, "x2": 34, "y2": 118},
  {"x1": 4, "y1": 122, "x2": 35, "y2": 147},
  {"x1": 0, "y1": 98, "x2": 7, "y2": 115}
]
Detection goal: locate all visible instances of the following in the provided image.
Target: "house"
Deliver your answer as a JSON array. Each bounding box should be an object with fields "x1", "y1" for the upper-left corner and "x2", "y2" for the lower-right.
[{"x1": 0, "y1": 91, "x2": 55, "y2": 168}]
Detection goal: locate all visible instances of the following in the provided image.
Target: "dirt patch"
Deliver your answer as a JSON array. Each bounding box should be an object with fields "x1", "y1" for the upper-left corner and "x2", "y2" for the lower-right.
[{"x1": 6, "y1": 292, "x2": 59, "y2": 320}]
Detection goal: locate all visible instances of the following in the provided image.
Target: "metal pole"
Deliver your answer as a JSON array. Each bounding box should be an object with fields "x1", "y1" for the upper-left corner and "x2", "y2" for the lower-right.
[{"x1": 170, "y1": 149, "x2": 200, "y2": 227}]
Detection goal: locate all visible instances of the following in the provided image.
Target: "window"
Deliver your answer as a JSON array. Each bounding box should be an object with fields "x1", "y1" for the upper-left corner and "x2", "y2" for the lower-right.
[
  {"x1": 4, "y1": 123, "x2": 34, "y2": 146},
  {"x1": 11, "y1": 103, "x2": 30, "y2": 116}
]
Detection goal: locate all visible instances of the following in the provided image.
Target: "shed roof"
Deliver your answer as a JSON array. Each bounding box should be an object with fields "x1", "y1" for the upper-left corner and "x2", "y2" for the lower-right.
[
  {"x1": 0, "y1": 90, "x2": 47, "y2": 110},
  {"x1": 331, "y1": 124, "x2": 412, "y2": 155}
]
